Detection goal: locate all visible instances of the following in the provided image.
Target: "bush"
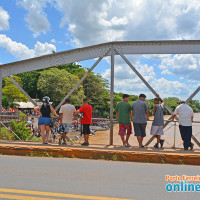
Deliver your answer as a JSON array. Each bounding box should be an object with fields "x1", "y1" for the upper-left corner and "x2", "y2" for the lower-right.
[
  {"x1": 0, "y1": 127, "x2": 15, "y2": 140},
  {"x1": 19, "y1": 111, "x2": 28, "y2": 121},
  {"x1": 10, "y1": 120, "x2": 31, "y2": 140}
]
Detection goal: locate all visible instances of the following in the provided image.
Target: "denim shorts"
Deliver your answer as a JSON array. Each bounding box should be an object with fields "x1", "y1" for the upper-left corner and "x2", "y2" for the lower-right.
[
  {"x1": 38, "y1": 117, "x2": 51, "y2": 126},
  {"x1": 63, "y1": 123, "x2": 71, "y2": 133}
]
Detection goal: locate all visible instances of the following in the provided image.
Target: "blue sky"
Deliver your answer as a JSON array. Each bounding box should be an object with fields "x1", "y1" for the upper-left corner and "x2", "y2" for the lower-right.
[{"x1": 1, "y1": 0, "x2": 200, "y2": 100}]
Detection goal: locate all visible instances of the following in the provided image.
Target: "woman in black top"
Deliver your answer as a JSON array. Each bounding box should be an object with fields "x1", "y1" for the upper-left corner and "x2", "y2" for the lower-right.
[{"x1": 34, "y1": 97, "x2": 59, "y2": 144}]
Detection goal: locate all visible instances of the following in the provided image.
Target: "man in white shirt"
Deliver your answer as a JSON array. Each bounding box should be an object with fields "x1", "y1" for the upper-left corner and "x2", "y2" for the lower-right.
[
  {"x1": 59, "y1": 98, "x2": 76, "y2": 145},
  {"x1": 171, "y1": 100, "x2": 194, "y2": 150}
]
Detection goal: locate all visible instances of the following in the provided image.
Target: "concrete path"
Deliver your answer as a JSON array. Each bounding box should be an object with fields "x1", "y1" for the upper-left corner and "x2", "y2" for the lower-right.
[{"x1": 0, "y1": 140, "x2": 200, "y2": 165}]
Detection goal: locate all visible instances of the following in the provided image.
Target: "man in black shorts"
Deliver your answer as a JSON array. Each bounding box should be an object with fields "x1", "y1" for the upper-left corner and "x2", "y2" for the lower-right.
[{"x1": 74, "y1": 99, "x2": 92, "y2": 146}]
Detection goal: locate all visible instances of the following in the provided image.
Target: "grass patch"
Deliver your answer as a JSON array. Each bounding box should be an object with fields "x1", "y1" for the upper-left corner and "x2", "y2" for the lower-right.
[
  {"x1": 27, "y1": 151, "x2": 53, "y2": 157},
  {"x1": 122, "y1": 155, "x2": 127, "y2": 160},
  {"x1": 31, "y1": 137, "x2": 42, "y2": 142},
  {"x1": 101, "y1": 155, "x2": 105, "y2": 160},
  {"x1": 179, "y1": 159, "x2": 184, "y2": 165},
  {"x1": 161, "y1": 159, "x2": 166, "y2": 164},
  {"x1": 57, "y1": 155, "x2": 64, "y2": 158},
  {"x1": 112, "y1": 154, "x2": 119, "y2": 161}
]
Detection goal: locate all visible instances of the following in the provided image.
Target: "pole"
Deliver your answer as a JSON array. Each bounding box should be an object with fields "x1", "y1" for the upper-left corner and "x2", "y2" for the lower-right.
[
  {"x1": 0, "y1": 68, "x2": 2, "y2": 137},
  {"x1": 186, "y1": 86, "x2": 200, "y2": 103},
  {"x1": 110, "y1": 49, "x2": 114, "y2": 145},
  {"x1": 173, "y1": 121, "x2": 176, "y2": 149}
]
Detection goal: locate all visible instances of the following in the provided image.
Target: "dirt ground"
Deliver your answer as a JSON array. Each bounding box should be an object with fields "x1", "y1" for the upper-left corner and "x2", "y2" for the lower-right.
[
  {"x1": 75, "y1": 114, "x2": 200, "y2": 149},
  {"x1": 30, "y1": 114, "x2": 200, "y2": 149}
]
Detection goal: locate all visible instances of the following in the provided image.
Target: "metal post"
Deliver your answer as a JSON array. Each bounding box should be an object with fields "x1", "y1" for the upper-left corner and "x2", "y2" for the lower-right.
[
  {"x1": 110, "y1": 49, "x2": 114, "y2": 145},
  {"x1": 186, "y1": 86, "x2": 200, "y2": 103},
  {"x1": 0, "y1": 68, "x2": 2, "y2": 137},
  {"x1": 55, "y1": 49, "x2": 111, "y2": 112},
  {"x1": 8, "y1": 76, "x2": 37, "y2": 106},
  {"x1": 185, "y1": 86, "x2": 200, "y2": 146},
  {"x1": 172, "y1": 121, "x2": 176, "y2": 149}
]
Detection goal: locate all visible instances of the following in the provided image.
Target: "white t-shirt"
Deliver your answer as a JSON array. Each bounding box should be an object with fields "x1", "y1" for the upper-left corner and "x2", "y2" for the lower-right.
[
  {"x1": 173, "y1": 104, "x2": 194, "y2": 126},
  {"x1": 59, "y1": 104, "x2": 76, "y2": 124}
]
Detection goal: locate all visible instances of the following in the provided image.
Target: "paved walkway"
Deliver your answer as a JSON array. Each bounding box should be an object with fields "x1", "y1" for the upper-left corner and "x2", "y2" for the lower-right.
[{"x1": 0, "y1": 140, "x2": 200, "y2": 165}]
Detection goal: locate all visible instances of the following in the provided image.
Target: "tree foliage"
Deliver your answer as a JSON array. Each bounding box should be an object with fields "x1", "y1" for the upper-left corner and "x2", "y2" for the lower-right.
[
  {"x1": 10, "y1": 120, "x2": 31, "y2": 140},
  {"x1": 54, "y1": 63, "x2": 85, "y2": 76},
  {"x1": 37, "y1": 68, "x2": 85, "y2": 106},
  {"x1": 2, "y1": 76, "x2": 28, "y2": 103},
  {"x1": 17, "y1": 71, "x2": 41, "y2": 98},
  {"x1": 82, "y1": 72, "x2": 110, "y2": 117}
]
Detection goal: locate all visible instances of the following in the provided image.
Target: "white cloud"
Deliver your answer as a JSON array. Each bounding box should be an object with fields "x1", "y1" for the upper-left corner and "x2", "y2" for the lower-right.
[
  {"x1": 16, "y1": 0, "x2": 200, "y2": 46},
  {"x1": 0, "y1": 34, "x2": 56, "y2": 60},
  {"x1": 15, "y1": 0, "x2": 200, "y2": 46},
  {"x1": 161, "y1": 69, "x2": 173, "y2": 75},
  {"x1": 159, "y1": 65, "x2": 168, "y2": 70},
  {"x1": 50, "y1": 39, "x2": 56, "y2": 43},
  {"x1": 99, "y1": 16, "x2": 128, "y2": 27},
  {"x1": 0, "y1": 6, "x2": 10, "y2": 30},
  {"x1": 0, "y1": 34, "x2": 34, "y2": 59},
  {"x1": 159, "y1": 54, "x2": 200, "y2": 80},
  {"x1": 34, "y1": 41, "x2": 56, "y2": 56},
  {"x1": 102, "y1": 60, "x2": 194, "y2": 99},
  {"x1": 17, "y1": 0, "x2": 51, "y2": 37},
  {"x1": 51, "y1": 0, "x2": 200, "y2": 47}
]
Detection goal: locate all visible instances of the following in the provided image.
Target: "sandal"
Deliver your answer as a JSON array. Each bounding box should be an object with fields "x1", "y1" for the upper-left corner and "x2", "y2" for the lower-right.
[{"x1": 42, "y1": 141, "x2": 48, "y2": 144}]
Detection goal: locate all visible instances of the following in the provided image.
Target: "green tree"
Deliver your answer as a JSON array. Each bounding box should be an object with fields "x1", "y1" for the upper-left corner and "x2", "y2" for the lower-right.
[
  {"x1": 37, "y1": 68, "x2": 85, "y2": 106},
  {"x1": 113, "y1": 93, "x2": 123, "y2": 109},
  {"x1": 2, "y1": 76, "x2": 28, "y2": 102},
  {"x1": 146, "y1": 99, "x2": 154, "y2": 116},
  {"x1": 188, "y1": 100, "x2": 200, "y2": 112},
  {"x1": 163, "y1": 97, "x2": 179, "y2": 114},
  {"x1": 2, "y1": 95, "x2": 18, "y2": 108},
  {"x1": 82, "y1": 72, "x2": 110, "y2": 116},
  {"x1": 17, "y1": 71, "x2": 41, "y2": 98},
  {"x1": 54, "y1": 63, "x2": 85, "y2": 76}
]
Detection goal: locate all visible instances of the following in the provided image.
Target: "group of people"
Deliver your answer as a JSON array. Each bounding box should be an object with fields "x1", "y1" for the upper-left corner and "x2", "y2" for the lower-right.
[
  {"x1": 34, "y1": 93, "x2": 194, "y2": 150},
  {"x1": 116, "y1": 93, "x2": 194, "y2": 150},
  {"x1": 1, "y1": 107, "x2": 18, "y2": 114},
  {"x1": 34, "y1": 97, "x2": 92, "y2": 146}
]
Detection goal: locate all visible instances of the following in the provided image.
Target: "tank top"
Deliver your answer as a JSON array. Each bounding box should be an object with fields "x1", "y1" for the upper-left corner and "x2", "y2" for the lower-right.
[
  {"x1": 152, "y1": 104, "x2": 164, "y2": 126},
  {"x1": 40, "y1": 104, "x2": 51, "y2": 118}
]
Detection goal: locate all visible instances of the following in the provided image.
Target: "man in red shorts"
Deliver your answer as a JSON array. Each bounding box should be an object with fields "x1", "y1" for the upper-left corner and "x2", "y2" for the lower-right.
[
  {"x1": 115, "y1": 94, "x2": 132, "y2": 147},
  {"x1": 74, "y1": 98, "x2": 92, "y2": 146}
]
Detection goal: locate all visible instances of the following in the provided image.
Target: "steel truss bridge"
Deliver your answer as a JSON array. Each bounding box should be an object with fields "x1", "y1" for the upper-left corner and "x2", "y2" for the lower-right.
[{"x1": 1, "y1": 40, "x2": 200, "y2": 146}]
